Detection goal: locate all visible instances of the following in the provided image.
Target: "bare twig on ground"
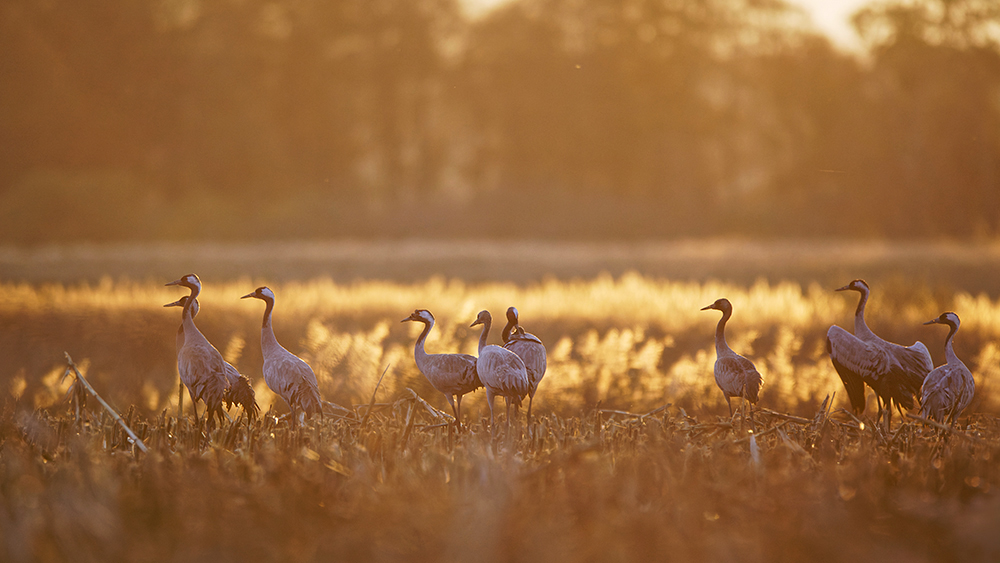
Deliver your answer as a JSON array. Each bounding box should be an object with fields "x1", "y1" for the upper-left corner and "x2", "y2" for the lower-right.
[{"x1": 64, "y1": 353, "x2": 148, "y2": 454}]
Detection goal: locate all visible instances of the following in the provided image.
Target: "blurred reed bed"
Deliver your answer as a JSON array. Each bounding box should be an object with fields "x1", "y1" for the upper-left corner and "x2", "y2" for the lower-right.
[
  {"x1": 2, "y1": 393, "x2": 999, "y2": 562},
  {"x1": 3, "y1": 273, "x2": 1000, "y2": 421}
]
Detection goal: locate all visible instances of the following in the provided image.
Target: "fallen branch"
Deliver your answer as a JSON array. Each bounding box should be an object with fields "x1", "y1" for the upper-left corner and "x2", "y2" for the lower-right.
[
  {"x1": 905, "y1": 413, "x2": 990, "y2": 445},
  {"x1": 406, "y1": 388, "x2": 452, "y2": 422},
  {"x1": 64, "y1": 353, "x2": 148, "y2": 454},
  {"x1": 599, "y1": 404, "x2": 671, "y2": 420},
  {"x1": 758, "y1": 408, "x2": 813, "y2": 425}
]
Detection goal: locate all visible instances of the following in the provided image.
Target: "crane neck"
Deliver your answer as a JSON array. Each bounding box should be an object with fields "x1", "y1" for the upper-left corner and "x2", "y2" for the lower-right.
[
  {"x1": 477, "y1": 317, "x2": 492, "y2": 354},
  {"x1": 259, "y1": 297, "x2": 281, "y2": 354},
  {"x1": 943, "y1": 322, "x2": 960, "y2": 365},
  {"x1": 179, "y1": 296, "x2": 206, "y2": 345},
  {"x1": 853, "y1": 289, "x2": 875, "y2": 339},
  {"x1": 714, "y1": 309, "x2": 732, "y2": 355},
  {"x1": 186, "y1": 282, "x2": 201, "y2": 301},
  {"x1": 501, "y1": 317, "x2": 516, "y2": 344},
  {"x1": 413, "y1": 320, "x2": 433, "y2": 362}
]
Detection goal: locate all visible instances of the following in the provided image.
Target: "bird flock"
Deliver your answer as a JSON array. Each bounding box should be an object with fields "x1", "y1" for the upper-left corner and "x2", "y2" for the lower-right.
[{"x1": 164, "y1": 274, "x2": 974, "y2": 436}]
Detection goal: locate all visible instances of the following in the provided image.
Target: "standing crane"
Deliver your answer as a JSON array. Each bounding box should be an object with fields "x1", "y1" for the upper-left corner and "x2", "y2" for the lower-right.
[
  {"x1": 163, "y1": 285, "x2": 231, "y2": 431},
  {"x1": 470, "y1": 310, "x2": 529, "y2": 437},
  {"x1": 701, "y1": 298, "x2": 763, "y2": 424},
  {"x1": 241, "y1": 286, "x2": 322, "y2": 423},
  {"x1": 501, "y1": 307, "x2": 547, "y2": 423},
  {"x1": 402, "y1": 309, "x2": 482, "y2": 428},
  {"x1": 826, "y1": 279, "x2": 932, "y2": 429},
  {"x1": 920, "y1": 312, "x2": 974, "y2": 426},
  {"x1": 164, "y1": 296, "x2": 258, "y2": 421}
]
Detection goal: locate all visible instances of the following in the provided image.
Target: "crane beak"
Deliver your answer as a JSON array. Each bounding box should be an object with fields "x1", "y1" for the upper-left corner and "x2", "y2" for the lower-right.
[
  {"x1": 470, "y1": 320, "x2": 482, "y2": 327},
  {"x1": 834, "y1": 284, "x2": 851, "y2": 292},
  {"x1": 163, "y1": 299, "x2": 183, "y2": 308},
  {"x1": 401, "y1": 316, "x2": 413, "y2": 323},
  {"x1": 165, "y1": 279, "x2": 182, "y2": 287},
  {"x1": 923, "y1": 319, "x2": 940, "y2": 325},
  {"x1": 240, "y1": 292, "x2": 255, "y2": 299},
  {"x1": 700, "y1": 304, "x2": 714, "y2": 311}
]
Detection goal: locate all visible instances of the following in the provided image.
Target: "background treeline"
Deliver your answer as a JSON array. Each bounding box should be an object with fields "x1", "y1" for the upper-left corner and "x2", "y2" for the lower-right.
[{"x1": 1, "y1": 0, "x2": 999, "y2": 243}]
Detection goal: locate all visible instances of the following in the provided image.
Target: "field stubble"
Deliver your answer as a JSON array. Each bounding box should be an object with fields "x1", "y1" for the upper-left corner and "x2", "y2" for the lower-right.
[{"x1": 3, "y1": 242, "x2": 1000, "y2": 561}]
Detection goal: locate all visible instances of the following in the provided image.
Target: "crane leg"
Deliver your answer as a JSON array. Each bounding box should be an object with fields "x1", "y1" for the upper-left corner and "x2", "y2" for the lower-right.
[
  {"x1": 178, "y1": 380, "x2": 184, "y2": 421},
  {"x1": 455, "y1": 395, "x2": 463, "y2": 430},
  {"x1": 485, "y1": 390, "x2": 496, "y2": 440},
  {"x1": 726, "y1": 396, "x2": 734, "y2": 418},
  {"x1": 526, "y1": 392, "x2": 535, "y2": 427}
]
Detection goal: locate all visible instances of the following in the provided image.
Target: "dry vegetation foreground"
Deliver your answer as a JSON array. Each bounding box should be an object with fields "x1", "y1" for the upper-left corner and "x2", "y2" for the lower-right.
[{"x1": 2, "y1": 398, "x2": 1000, "y2": 563}]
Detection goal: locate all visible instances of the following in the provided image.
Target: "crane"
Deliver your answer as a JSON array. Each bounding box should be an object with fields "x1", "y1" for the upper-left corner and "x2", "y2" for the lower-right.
[
  {"x1": 470, "y1": 310, "x2": 529, "y2": 437},
  {"x1": 921, "y1": 312, "x2": 974, "y2": 426},
  {"x1": 402, "y1": 309, "x2": 482, "y2": 428},
  {"x1": 164, "y1": 287, "x2": 230, "y2": 431},
  {"x1": 241, "y1": 286, "x2": 322, "y2": 423},
  {"x1": 827, "y1": 279, "x2": 932, "y2": 429},
  {"x1": 701, "y1": 298, "x2": 763, "y2": 425},
  {"x1": 164, "y1": 295, "x2": 258, "y2": 421},
  {"x1": 501, "y1": 307, "x2": 547, "y2": 423}
]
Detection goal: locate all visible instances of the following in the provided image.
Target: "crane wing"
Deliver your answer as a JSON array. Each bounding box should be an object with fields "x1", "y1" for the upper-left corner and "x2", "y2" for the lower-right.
[
  {"x1": 179, "y1": 345, "x2": 229, "y2": 410},
  {"x1": 715, "y1": 355, "x2": 762, "y2": 403},
  {"x1": 477, "y1": 346, "x2": 530, "y2": 399},
  {"x1": 504, "y1": 336, "x2": 547, "y2": 390},
  {"x1": 264, "y1": 353, "x2": 322, "y2": 415},
  {"x1": 921, "y1": 362, "x2": 974, "y2": 422},
  {"x1": 423, "y1": 353, "x2": 482, "y2": 395},
  {"x1": 827, "y1": 325, "x2": 887, "y2": 413}
]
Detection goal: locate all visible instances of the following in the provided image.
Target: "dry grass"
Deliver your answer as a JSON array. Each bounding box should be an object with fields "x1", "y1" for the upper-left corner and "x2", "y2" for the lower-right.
[
  {"x1": 3, "y1": 258, "x2": 1000, "y2": 561},
  {"x1": 2, "y1": 394, "x2": 999, "y2": 562}
]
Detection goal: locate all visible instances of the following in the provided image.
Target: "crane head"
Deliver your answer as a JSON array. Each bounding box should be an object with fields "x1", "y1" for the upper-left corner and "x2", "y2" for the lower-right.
[
  {"x1": 506, "y1": 307, "x2": 519, "y2": 324},
  {"x1": 700, "y1": 298, "x2": 732, "y2": 314},
  {"x1": 165, "y1": 273, "x2": 201, "y2": 292},
  {"x1": 164, "y1": 295, "x2": 199, "y2": 317},
  {"x1": 470, "y1": 310, "x2": 492, "y2": 328},
  {"x1": 241, "y1": 286, "x2": 275, "y2": 302},
  {"x1": 835, "y1": 279, "x2": 869, "y2": 293},
  {"x1": 924, "y1": 311, "x2": 960, "y2": 329},
  {"x1": 402, "y1": 309, "x2": 434, "y2": 324}
]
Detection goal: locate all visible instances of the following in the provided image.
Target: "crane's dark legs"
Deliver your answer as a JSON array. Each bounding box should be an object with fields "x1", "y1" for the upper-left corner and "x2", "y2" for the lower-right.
[
  {"x1": 485, "y1": 390, "x2": 496, "y2": 440},
  {"x1": 526, "y1": 392, "x2": 535, "y2": 426}
]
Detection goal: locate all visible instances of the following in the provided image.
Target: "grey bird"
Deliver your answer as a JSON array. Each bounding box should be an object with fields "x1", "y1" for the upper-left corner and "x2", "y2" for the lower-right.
[
  {"x1": 827, "y1": 279, "x2": 932, "y2": 428},
  {"x1": 921, "y1": 312, "x2": 974, "y2": 426},
  {"x1": 702, "y1": 298, "x2": 763, "y2": 420},
  {"x1": 501, "y1": 307, "x2": 547, "y2": 423},
  {"x1": 164, "y1": 277, "x2": 230, "y2": 431},
  {"x1": 471, "y1": 310, "x2": 529, "y2": 435},
  {"x1": 164, "y1": 295, "x2": 259, "y2": 421},
  {"x1": 241, "y1": 286, "x2": 322, "y2": 422},
  {"x1": 402, "y1": 309, "x2": 482, "y2": 427}
]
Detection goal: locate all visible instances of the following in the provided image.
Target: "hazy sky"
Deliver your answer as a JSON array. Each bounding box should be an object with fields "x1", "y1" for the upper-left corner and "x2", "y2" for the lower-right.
[{"x1": 463, "y1": 0, "x2": 872, "y2": 50}]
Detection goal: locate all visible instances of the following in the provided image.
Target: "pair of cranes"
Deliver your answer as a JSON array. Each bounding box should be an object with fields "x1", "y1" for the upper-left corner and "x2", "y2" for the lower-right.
[
  {"x1": 706, "y1": 279, "x2": 975, "y2": 430},
  {"x1": 165, "y1": 274, "x2": 322, "y2": 428},
  {"x1": 402, "y1": 307, "x2": 547, "y2": 435}
]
